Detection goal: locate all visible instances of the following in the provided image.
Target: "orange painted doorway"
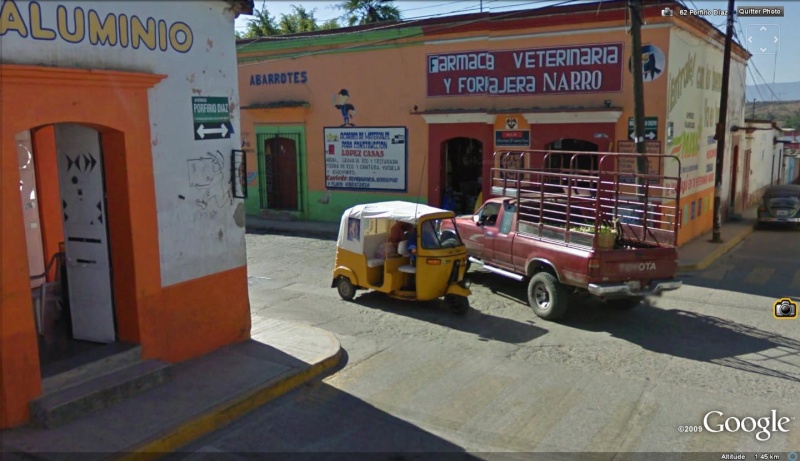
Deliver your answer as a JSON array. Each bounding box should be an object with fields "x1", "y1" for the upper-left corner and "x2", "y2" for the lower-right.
[{"x1": 0, "y1": 65, "x2": 165, "y2": 428}]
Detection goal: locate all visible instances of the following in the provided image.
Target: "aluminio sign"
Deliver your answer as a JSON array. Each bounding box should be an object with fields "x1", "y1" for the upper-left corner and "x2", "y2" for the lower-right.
[
  {"x1": 426, "y1": 43, "x2": 623, "y2": 97},
  {"x1": 324, "y1": 127, "x2": 407, "y2": 191}
]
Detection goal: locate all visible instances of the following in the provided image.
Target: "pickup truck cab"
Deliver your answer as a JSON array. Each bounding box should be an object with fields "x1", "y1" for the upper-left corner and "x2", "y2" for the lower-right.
[{"x1": 449, "y1": 149, "x2": 683, "y2": 320}]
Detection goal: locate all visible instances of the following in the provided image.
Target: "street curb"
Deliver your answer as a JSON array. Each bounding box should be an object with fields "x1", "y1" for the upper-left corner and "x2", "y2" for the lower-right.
[
  {"x1": 118, "y1": 339, "x2": 343, "y2": 461},
  {"x1": 677, "y1": 225, "x2": 755, "y2": 272},
  {"x1": 246, "y1": 225, "x2": 338, "y2": 240}
]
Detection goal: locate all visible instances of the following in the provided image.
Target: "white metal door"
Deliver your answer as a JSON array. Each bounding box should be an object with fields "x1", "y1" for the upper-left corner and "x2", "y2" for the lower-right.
[{"x1": 55, "y1": 124, "x2": 116, "y2": 343}]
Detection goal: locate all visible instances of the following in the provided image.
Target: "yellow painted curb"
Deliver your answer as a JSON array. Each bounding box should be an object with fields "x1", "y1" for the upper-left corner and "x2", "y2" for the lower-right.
[
  {"x1": 117, "y1": 347, "x2": 343, "y2": 461},
  {"x1": 677, "y1": 226, "x2": 755, "y2": 272}
]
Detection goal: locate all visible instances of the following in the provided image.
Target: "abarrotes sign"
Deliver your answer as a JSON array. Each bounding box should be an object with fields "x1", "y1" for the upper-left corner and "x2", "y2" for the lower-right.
[{"x1": 192, "y1": 97, "x2": 233, "y2": 140}]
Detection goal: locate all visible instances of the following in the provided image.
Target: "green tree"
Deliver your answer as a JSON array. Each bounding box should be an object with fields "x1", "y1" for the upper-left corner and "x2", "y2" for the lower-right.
[
  {"x1": 338, "y1": 0, "x2": 401, "y2": 27},
  {"x1": 320, "y1": 18, "x2": 341, "y2": 30},
  {"x1": 278, "y1": 5, "x2": 321, "y2": 34},
  {"x1": 238, "y1": 8, "x2": 279, "y2": 39}
]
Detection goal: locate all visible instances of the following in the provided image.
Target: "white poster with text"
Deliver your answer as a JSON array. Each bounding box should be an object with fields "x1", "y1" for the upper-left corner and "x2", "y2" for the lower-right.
[{"x1": 324, "y1": 127, "x2": 407, "y2": 191}]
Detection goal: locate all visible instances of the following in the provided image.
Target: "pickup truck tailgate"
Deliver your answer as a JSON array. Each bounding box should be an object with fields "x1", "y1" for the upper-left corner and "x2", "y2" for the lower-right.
[{"x1": 590, "y1": 247, "x2": 678, "y2": 283}]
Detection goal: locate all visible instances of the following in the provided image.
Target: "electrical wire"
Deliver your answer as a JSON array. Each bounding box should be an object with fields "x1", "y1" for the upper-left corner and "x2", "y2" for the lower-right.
[{"x1": 735, "y1": 15, "x2": 781, "y2": 103}]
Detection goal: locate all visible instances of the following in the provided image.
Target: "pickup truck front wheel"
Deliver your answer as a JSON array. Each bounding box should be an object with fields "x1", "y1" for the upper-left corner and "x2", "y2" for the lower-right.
[{"x1": 527, "y1": 272, "x2": 569, "y2": 320}]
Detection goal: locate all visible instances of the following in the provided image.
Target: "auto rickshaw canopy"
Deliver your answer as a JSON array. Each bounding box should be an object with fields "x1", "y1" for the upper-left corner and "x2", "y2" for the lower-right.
[{"x1": 337, "y1": 201, "x2": 454, "y2": 254}]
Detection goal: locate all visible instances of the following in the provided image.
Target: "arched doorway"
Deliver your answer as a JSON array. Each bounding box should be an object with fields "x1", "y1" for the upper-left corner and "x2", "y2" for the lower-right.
[
  {"x1": 442, "y1": 137, "x2": 482, "y2": 215},
  {"x1": 18, "y1": 124, "x2": 118, "y2": 369},
  {"x1": 545, "y1": 139, "x2": 599, "y2": 171}
]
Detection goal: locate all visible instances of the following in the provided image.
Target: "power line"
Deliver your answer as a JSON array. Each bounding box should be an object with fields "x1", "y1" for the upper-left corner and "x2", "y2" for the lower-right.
[{"x1": 735, "y1": 15, "x2": 780, "y2": 103}]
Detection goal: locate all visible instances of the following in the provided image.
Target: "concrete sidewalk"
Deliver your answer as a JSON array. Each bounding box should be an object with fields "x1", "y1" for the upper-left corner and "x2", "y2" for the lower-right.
[
  {"x1": 0, "y1": 318, "x2": 342, "y2": 461},
  {"x1": 676, "y1": 208, "x2": 758, "y2": 272},
  {"x1": 247, "y1": 216, "x2": 339, "y2": 240}
]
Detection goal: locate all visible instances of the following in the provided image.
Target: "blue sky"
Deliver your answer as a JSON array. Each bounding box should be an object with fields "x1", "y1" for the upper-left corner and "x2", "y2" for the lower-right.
[{"x1": 235, "y1": 1, "x2": 799, "y2": 86}]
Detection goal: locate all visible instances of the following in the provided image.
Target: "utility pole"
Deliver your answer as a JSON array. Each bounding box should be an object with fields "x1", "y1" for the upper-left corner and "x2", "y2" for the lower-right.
[
  {"x1": 628, "y1": 0, "x2": 647, "y2": 184},
  {"x1": 711, "y1": 0, "x2": 735, "y2": 243}
]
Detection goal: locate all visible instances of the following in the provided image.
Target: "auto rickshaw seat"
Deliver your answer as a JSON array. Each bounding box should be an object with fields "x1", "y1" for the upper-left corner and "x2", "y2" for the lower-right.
[
  {"x1": 363, "y1": 233, "x2": 388, "y2": 268},
  {"x1": 398, "y1": 264, "x2": 416, "y2": 274}
]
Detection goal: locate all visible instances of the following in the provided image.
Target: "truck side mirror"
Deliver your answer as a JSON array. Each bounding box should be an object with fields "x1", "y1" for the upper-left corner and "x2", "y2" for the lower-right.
[{"x1": 473, "y1": 214, "x2": 483, "y2": 225}]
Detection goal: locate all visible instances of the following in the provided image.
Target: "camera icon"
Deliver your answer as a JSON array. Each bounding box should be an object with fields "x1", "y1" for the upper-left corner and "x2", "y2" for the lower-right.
[
  {"x1": 661, "y1": 7, "x2": 673, "y2": 16},
  {"x1": 774, "y1": 298, "x2": 798, "y2": 319}
]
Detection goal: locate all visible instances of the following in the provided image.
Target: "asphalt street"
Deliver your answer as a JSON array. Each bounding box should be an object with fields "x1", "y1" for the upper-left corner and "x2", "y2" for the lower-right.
[{"x1": 170, "y1": 225, "x2": 800, "y2": 458}]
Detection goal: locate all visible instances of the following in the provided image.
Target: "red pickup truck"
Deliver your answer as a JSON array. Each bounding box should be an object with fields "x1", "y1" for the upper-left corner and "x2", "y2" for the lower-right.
[{"x1": 449, "y1": 149, "x2": 684, "y2": 320}]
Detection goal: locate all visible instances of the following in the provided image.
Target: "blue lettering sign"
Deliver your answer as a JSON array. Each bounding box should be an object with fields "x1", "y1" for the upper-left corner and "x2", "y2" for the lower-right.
[{"x1": 249, "y1": 71, "x2": 308, "y2": 86}]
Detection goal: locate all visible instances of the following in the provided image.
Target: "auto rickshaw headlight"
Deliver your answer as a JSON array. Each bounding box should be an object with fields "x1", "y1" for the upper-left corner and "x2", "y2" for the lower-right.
[{"x1": 426, "y1": 259, "x2": 442, "y2": 265}]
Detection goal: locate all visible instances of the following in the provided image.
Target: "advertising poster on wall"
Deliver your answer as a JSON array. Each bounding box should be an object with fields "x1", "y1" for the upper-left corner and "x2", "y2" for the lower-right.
[
  {"x1": 324, "y1": 127, "x2": 407, "y2": 191},
  {"x1": 616, "y1": 141, "x2": 662, "y2": 184}
]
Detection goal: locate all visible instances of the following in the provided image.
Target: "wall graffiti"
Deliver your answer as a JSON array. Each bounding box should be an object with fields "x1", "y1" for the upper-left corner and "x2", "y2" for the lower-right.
[{"x1": 187, "y1": 150, "x2": 232, "y2": 210}]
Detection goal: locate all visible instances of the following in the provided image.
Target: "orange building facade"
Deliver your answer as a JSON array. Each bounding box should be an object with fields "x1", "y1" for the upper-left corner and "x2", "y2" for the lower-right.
[
  {"x1": 237, "y1": 0, "x2": 749, "y2": 246},
  {"x1": 1, "y1": 0, "x2": 252, "y2": 428}
]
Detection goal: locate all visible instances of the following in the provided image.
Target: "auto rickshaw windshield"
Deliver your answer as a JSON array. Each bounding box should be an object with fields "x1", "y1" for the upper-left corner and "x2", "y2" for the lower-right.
[{"x1": 421, "y1": 218, "x2": 463, "y2": 249}]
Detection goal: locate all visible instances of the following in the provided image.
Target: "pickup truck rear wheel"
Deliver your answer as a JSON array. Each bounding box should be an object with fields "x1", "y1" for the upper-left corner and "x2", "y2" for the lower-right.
[{"x1": 527, "y1": 272, "x2": 569, "y2": 320}]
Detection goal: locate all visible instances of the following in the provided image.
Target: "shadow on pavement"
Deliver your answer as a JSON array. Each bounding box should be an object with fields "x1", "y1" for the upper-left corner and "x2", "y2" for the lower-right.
[
  {"x1": 351, "y1": 290, "x2": 548, "y2": 345},
  {"x1": 679, "y1": 225, "x2": 800, "y2": 299},
  {"x1": 466, "y1": 269, "x2": 800, "y2": 382},
  {"x1": 165, "y1": 377, "x2": 483, "y2": 459},
  {"x1": 564, "y1": 301, "x2": 800, "y2": 382}
]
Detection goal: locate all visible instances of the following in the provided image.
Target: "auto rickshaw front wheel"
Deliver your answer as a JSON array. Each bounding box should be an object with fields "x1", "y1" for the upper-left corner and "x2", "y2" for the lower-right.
[
  {"x1": 336, "y1": 277, "x2": 356, "y2": 301},
  {"x1": 444, "y1": 295, "x2": 469, "y2": 315}
]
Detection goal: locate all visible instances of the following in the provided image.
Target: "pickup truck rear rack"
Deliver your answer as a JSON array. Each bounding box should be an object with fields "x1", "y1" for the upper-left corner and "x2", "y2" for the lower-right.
[{"x1": 490, "y1": 149, "x2": 682, "y2": 250}]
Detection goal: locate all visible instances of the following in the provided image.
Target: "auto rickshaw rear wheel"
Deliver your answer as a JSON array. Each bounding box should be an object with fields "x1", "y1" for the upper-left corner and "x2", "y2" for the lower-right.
[
  {"x1": 444, "y1": 295, "x2": 469, "y2": 315},
  {"x1": 336, "y1": 277, "x2": 356, "y2": 301}
]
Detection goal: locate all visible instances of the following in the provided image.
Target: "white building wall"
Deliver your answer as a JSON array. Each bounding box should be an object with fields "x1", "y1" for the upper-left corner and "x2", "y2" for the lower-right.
[
  {"x1": 744, "y1": 124, "x2": 779, "y2": 206},
  {"x1": 0, "y1": 0, "x2": 245, "y2": 286}
]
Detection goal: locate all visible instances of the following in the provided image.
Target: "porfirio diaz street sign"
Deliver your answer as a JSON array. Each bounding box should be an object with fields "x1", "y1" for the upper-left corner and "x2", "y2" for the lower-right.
[{"x1": 192, "y1": 97, "x2": 233, "y2": 140}]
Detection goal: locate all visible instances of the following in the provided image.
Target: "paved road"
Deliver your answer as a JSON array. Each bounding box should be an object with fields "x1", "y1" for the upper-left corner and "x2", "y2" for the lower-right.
[{"x1": 171, "y1": 226, "x2": 800, "y2": 457}]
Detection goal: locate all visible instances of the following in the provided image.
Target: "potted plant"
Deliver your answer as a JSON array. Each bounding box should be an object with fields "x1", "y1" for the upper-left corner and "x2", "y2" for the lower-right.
[{"x1": 595, "y1": 219, "x2": 618, "y2": 250}]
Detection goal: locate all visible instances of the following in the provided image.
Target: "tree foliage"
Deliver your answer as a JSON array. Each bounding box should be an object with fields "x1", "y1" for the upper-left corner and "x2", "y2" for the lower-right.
[
  {"x1": 236, "y1": 1, "x2": 402, "y2": 39},
  {"x1": 237, "y1": 8, "x2": 278, "y2": 39},
  {"x1": 338, "y1": 0, "x2": 402, "y2": 26},
  {"x1": 278, "y1": 6, "x2": 321, "y2": 34}
]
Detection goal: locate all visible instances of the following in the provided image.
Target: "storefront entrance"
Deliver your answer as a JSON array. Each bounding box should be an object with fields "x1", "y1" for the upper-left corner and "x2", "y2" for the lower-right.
[
  {"x1": 18, "y1": 124, "x2": 118, "y2": 370},
  {"x1": 443, "y1": 137, "x2": 483, "y2": 215},
  {"x1": 2, "y1": 64, "x2": 168, "y2": 428},
  {"x1": 545, "y1": 139, "x2": 599, "y2": 170},
  {"x1": 258, "y1": 132, "x2": 302, "y2": 211}
]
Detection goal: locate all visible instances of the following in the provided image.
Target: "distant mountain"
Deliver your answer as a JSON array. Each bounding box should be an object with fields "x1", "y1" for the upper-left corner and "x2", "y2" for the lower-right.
[{"x1": 746, "y1": 81, "x2": 800, "y2": 102}]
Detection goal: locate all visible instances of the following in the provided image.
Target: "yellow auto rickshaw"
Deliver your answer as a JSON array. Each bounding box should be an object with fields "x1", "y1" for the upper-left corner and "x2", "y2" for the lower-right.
[{"x1": 331, "y1": 201, "x2": 472, "y2": 314}]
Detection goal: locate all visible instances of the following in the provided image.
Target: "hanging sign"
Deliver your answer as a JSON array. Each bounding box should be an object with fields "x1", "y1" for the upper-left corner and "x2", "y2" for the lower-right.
[
  {"x1": 324, "y1": 127, "x2": 407, "y2": 191},
  {"x1": 495, "y1": 130, "x2": 530, "y2": 147}
]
